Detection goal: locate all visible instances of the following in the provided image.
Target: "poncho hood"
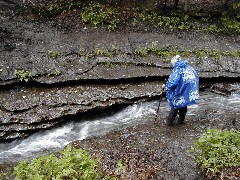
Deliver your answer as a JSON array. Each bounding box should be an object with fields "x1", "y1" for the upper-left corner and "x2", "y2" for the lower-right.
[{"x1": 174, "y1": 60, "x2": 188, "y2": 68}]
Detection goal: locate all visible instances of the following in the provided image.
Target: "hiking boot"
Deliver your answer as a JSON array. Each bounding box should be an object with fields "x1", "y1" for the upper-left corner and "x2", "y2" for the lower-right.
[
  {"x1": 178, "y1": 120, "x2": 184, "y2": 125},
  {"x1": 167, "y1": 115, "x2": 174, "y2": 127},
  {"x1": 178, "y1": 117, "x2": 184, "y2": 124},
  {"x1": 178, "y1": 107, "x2": 187, "y2": 125},
  {"x1": 167, "y1": 109, "x2": 177, "y2": 127}
]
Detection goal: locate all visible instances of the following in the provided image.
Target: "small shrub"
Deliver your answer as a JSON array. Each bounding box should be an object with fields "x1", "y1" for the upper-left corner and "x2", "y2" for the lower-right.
[
  {"x1": 222, "y1": 50, "x2": 239, "y2": 58},
  {"x1": 13, "y1": 145, "x2": 109, "y2": 180},
  {"x1": 189, "y1": 129, "x2": 240, "y2": 175}
]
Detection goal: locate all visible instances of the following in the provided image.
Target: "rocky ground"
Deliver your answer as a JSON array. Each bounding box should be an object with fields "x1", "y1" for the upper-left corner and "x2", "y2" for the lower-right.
[
  {"x1": 70, "y1": 89, "x2": 240, "y2": 179},
  {"x1": 0, "y1": 0, "x2": 240, "y2": 179}
]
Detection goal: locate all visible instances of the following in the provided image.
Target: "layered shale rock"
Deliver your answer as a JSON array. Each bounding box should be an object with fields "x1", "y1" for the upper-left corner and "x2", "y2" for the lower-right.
[{"x1": 0, "y1": 0, "x2": 240, "y2": 140}]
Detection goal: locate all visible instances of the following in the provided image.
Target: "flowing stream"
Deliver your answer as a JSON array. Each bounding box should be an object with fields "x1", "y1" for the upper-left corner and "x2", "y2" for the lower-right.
[{"x1": 0, "y1": 83, "x2": 239, "y2": 164}]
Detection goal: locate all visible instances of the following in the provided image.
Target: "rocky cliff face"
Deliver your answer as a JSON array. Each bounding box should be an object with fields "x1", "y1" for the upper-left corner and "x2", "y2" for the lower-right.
[{"x1": 0, "y1": 0, "x2": 240, "y2": 140}]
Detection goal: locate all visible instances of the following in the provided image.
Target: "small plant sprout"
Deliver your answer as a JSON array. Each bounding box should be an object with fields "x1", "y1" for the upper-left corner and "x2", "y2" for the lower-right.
[
  {"x1": 93, "y1": 48, "x2": 112, "y2": 57},
  {"x1": 194, "y1": 49, "x2": 207, "y2": 59},
  {"x1": 148, "y1": 41, "x2": 158, "y2": 53},
  {"x1": 116, "y1": 160, "x2": 126, "y2": 172},
  {"x1": 15, "y1": 70, "x2": 35, "y2": 82},
  {"x1": 78, "y1": 49, "x2": 87, "y2": 56},
  {"x1": 210, "y1": 49, "x2": 222, "y2": 61},
  {"x1": 48, "y1": 50, "x2": 60, "y2": 58},
  {"x1": 134, "y1": 47, "x2": 148, "y2": 57}
]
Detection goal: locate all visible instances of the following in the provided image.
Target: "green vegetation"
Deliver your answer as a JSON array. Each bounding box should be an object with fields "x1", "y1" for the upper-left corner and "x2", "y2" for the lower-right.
[
  {"x1": 189, "y1": 129, "x2": 240, "y2": 176},
  {"x1": 15, "y1": 70, "x2": 35, "y2": 82},
  {"x1": 194, "y1": 49, "x2": 207, "y2": 59},
  {"x1": 47, "y1": 69, "x2": 61, "y2": 77},
  {"x1": 133, "y1": 12, "x2": 190, "y2": 31},
  {"x1": 203, "y1": 13, "x2": 240, "y2": 34},
  {"x1": 209, "y1": 49, "x2": 222, "y2": 62},
  {"x1": 81, "y1": 2, "x2": 119, "y2": 31},
  {"x1": 13, "y1": 145, "x2": 113, "y2": 180},
  {"x1": 131, "y1": 10, "x2": 240, "y2": 34},
  {"x1": 79, "y1": 49, "x2": 87, "y2": 56},
  {"x1": 116, "y1": 160, "x2": 127, "y2": 172},
  {"x1": 0, "y1": 171, "x2": 6, "y2": 179},
  {"x1": 48, "y1": 50, "x2": 61, "y2": 58},
  {"x1": 104, "y1": 60, "x2": 114, "y2": 68},
  {"x1": 34, "y1": 0, "x2": 82, "y2": 17},
  {"x1": 134, "y1": 47, "x2": 148, "y2": 57},
  {"x1": 93, "y1": 48, "x2": 112, "y2": 57},
  {"x1": 32, "y1": 0, "x2": 240, "y2": 34},
  {"x1": 132, "y1": 43, "x2": 240, "y2": 61},
  {"x1": 45, "y1": 45, "x2": 240, "y2": 63}
]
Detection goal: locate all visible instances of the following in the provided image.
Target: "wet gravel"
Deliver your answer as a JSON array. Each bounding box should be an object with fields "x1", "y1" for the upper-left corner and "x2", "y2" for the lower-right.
[{"x1": 71, "y1": 117, "x2": 205, "y2": 179}]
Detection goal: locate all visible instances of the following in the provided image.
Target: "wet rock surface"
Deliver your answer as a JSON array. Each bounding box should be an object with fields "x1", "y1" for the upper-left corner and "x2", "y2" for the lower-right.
[
  {"x1": 0, "y1": 81, "x2": 163, "y2": 140},
  {"x1": 1, "y1": 0, "x2": 240, "y2": 141},
  {"x1": 0, "y1": 5, "x2": 240, "y2": 180}
]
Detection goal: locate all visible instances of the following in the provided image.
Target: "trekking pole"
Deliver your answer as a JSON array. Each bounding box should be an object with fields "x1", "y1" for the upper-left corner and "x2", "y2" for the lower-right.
[{"x1": 154, "y1": 86, "x2": 165, "y2": 123}]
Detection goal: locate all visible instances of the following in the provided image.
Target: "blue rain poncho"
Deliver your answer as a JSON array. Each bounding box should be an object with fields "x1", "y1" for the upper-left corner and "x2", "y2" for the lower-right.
[{"x1": 166, "y1": 60, "x2": 199, "y2": 109}]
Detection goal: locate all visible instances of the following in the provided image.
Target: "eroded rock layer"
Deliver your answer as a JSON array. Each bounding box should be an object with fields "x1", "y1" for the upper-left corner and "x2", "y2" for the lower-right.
[{"x1": 0, "y1": 0, "x2": 240, "y2": 140}]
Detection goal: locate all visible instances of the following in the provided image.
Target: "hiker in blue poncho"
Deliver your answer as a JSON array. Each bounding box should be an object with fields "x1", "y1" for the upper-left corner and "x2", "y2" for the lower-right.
[{"x1": 164, "y1": 55, "x2": 199, "y2": 126}]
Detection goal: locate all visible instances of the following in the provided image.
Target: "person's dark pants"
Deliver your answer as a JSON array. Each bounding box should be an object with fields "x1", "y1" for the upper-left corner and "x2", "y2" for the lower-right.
[{"x1": 167, "y1": 106, "x2": 187, "y2": 126}]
